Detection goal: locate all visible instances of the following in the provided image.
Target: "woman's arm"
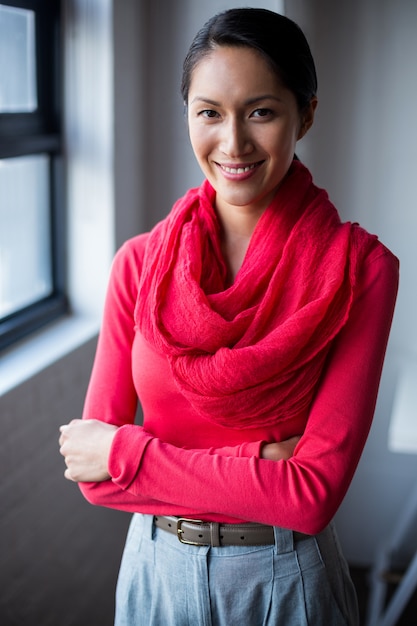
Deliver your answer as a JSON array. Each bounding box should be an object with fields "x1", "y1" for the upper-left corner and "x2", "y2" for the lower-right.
[
  {"x1": 59, "y1": 419, "x2": 299, "y2": 482},
  {"x1": 60, "y1": 237, "x2": 280, "y2": 508},
  {"x1": 100, "y1": 247, "x2": 398, "y2": 533},
  {"x1": 64, "y1": 240, "x2": 398, "y2": 533}
]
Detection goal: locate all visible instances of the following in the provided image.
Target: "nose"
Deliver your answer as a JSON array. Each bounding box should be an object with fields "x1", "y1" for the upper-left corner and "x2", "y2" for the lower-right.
[{"x1": 219, "y1": 117, "x2": 252, "y2": 157}]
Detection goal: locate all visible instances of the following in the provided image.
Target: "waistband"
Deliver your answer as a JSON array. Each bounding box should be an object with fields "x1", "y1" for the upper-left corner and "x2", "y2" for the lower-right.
[{"x1": 154, "y1": 515, "x2": 309, "y2": 548}]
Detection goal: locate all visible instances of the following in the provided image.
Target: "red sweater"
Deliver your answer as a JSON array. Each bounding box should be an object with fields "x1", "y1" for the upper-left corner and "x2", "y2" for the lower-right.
[{"x1": 80, "y1": 232, "x2": 398, "y2": 535}]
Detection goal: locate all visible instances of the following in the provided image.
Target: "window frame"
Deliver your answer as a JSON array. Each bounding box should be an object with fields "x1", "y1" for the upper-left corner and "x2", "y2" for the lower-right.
[{"x1": 0, "y1": 0, "x2": 67, "y2": 351}]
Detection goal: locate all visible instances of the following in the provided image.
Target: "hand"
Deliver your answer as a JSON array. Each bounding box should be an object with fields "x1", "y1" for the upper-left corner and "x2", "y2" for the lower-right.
[
  {"x1": 59, "y1": 419, "x2": 118, "y2": 482},
  {"x1": 260, "y1": 436, "x2": 301, "y2": 461}
]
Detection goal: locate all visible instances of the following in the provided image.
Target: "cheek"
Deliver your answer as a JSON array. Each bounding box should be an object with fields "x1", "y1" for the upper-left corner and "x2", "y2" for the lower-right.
[
  {"x1": 269, "y1": 127, "x2": 299, "y2": 157},
  {"x1": 189, "y1": 127, "x2": 211, "y2": 161}
]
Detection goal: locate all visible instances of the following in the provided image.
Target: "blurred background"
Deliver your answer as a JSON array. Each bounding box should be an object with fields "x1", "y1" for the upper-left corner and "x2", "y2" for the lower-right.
[{"x1": 0, "y1": 0, "x2": 416, "y2": 624}]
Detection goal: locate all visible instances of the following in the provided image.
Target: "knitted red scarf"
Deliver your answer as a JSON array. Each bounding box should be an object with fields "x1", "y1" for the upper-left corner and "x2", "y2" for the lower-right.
[{"x1": 135, "y1": 161, "x2": 376, "y2": 429}]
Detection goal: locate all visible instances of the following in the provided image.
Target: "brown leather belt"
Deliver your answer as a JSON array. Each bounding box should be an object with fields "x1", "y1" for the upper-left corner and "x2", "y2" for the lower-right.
[{"x1": 154, "y1": 515, "x2": 309, "y2": 547}]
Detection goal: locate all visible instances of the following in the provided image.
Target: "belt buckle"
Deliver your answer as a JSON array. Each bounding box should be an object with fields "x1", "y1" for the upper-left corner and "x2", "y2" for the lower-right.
[{"x1": 176, "y1": 517, "x2": 205, "y2": 545}]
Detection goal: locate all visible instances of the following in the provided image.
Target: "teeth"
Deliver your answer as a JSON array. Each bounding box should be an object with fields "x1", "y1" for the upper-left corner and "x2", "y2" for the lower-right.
[{"x1": 222, "y1": 163, "x2": 257, "y2": 174}]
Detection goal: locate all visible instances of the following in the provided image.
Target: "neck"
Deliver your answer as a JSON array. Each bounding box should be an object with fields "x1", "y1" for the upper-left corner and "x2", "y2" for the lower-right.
[
  {"x1": 216, "y1": 200, "x2": 265, "y2": 238},
  {"x1": 216, "y1": 203, "x2": 265, "y2": 286}
]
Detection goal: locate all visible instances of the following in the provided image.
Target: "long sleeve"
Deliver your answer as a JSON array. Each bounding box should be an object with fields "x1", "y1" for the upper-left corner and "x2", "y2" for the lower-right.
[
  {"x1": 81, "y1": 238, "x2": 144, "y2": 427},
  {"x1": 104, "y1": 246, "x2": 398, "y2": 534},
  {"x1": 79, "y1": 236, "x2": 263, "y2": 510}
]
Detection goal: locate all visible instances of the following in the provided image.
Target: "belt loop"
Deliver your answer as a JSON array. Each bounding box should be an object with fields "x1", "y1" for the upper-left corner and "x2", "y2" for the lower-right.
[
  {"x1": 141, "y1": 514, "x2": 155, "y2": 540},
  {"x1": 273, "y1": 526, "x2": 295, "y2": 554},
  {"x1": 209, "y1": 522, "x2": 221, "y2": 547}
]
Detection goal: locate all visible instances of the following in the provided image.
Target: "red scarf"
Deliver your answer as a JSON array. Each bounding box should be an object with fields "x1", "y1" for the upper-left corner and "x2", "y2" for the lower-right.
[{"x1": 135, "y1": 161, "x2": 376, "y2": 429}]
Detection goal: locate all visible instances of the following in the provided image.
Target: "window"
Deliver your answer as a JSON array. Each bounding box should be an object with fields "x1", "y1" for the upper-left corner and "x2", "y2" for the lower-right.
[{"x1": 0, "y1": 0, "x2": 66, "y2": 350}]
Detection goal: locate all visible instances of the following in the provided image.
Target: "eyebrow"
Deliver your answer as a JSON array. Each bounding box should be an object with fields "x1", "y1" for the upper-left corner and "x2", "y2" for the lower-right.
[{"x1": 189, "y1": 95, "x2": 283, "y2": 106}]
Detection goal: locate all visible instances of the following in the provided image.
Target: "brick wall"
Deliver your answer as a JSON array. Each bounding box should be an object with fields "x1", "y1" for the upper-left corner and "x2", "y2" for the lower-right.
[{"x1": 0, "y1": 338, "x2": 131, "y2": 626}]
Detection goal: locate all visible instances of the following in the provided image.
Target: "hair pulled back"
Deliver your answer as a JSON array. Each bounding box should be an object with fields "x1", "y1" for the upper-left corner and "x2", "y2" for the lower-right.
[{"x1": 181, "y1": 8, "x2": 317, "y2": 111}]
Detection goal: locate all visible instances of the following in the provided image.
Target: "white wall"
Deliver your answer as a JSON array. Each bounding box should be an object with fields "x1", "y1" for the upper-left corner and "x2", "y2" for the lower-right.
[
  {"x1": 65, "y1": 0, "x2": 114, "y2": 316},
  {"x1": 286, "y1": 0, "x2": 417, "y2": 564},
  {"x1": 113, "y1": 0, "x2": 148, "y2": 246}
]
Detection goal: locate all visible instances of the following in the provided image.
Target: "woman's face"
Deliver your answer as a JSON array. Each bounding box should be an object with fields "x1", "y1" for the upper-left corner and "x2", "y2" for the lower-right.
[{"x1": 187, "y1": 46, "x2": 316, "y2": 217}]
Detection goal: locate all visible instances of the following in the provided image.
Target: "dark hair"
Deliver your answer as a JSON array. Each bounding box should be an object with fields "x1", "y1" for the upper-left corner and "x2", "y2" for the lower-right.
[{"x1": 181, "y1": 8, "x2": 317, "y2": 111}]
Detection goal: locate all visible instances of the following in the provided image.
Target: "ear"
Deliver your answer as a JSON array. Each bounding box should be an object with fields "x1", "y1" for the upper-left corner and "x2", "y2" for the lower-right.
[{"x1": 297, "y1": 97, "x2": 318, "y2": 140}]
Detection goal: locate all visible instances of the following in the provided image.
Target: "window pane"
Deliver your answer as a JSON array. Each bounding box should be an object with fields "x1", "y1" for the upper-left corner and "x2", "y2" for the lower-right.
[
  {"x1": 0, "y1": 155, "x2": 52, "y2": 318},
  {"x1": 0, "y1": 6, "x2": 37, "y2": 113}
]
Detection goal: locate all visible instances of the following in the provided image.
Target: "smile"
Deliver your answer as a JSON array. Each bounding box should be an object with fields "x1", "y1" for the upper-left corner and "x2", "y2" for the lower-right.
[{"x1": 217, "y1": 161, "x2": 264, "y2": 176}]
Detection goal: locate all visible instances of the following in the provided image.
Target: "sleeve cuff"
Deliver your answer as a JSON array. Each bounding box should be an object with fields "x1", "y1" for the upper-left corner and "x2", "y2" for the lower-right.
[
  {"x1": 237, "y1": 440, "x2": 264, "y2": 457},
  {"x1": 108, "y1": 424, "x2": 153, "y2": 490}
]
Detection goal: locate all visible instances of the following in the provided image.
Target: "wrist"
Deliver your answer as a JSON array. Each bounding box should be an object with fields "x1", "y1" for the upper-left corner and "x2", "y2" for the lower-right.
[
  {"x1": 104, "y1": 425, "x2": 119, "y2": 477},
  {"x1": 260, "y1": 442, "x2": 278, "y2": 460}
]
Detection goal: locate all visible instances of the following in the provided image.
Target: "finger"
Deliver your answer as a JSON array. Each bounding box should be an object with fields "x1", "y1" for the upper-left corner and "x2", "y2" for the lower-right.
[
  {"x1": 59, "y1": 431, "x2": 68, "y2": 448},
  {"x1": 59, "y1": 424, "x2": 71, "y2": 447},
  {"x1": 64, "y1": 467, "x2": 76, "y2": 482},
  {"x1": 69, "y1": 418, "x2": 82, "y2": 426}
]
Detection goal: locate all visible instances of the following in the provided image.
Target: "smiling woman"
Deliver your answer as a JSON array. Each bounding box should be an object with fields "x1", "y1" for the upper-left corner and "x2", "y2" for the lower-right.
[
  {"x1": 186, "y1": 45, "x2": 316, "y2": 280},
  {"x1": 59, "y1": 8, "x2": 398, "y2": 625}
]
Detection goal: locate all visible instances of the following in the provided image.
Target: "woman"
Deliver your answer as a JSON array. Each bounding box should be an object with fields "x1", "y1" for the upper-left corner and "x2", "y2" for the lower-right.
[{"x1": 59, "y1": 8, "x2": 399, "y2": 625}]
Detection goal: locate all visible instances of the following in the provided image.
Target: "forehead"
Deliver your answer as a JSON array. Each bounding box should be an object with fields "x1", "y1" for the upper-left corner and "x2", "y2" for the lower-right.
[{"x1": 188, "y1": 45, "x2": 283, "y2": 99}]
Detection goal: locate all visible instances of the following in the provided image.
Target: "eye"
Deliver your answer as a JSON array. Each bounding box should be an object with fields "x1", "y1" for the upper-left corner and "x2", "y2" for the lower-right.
[
  {"x1": 199, "y1": 109, "x2": 220, "y2": 119},
  {"x1": 251, "y1": 108, "x2": 273, "y2": 118}
]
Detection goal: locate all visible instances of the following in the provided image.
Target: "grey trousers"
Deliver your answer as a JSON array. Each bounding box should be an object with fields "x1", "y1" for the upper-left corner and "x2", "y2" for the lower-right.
[{"x1": 115, "y1": 513, "x2": 359, "y2": 625}]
